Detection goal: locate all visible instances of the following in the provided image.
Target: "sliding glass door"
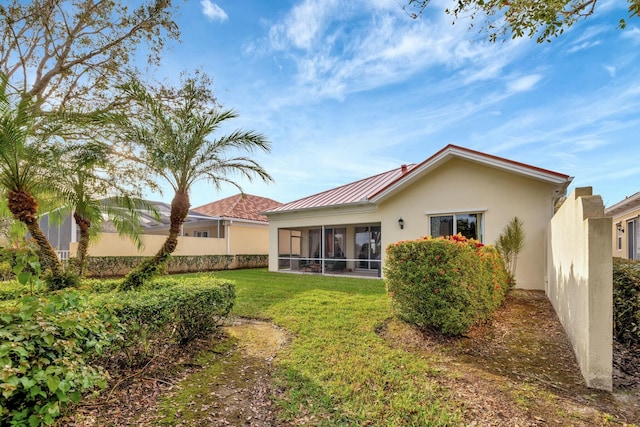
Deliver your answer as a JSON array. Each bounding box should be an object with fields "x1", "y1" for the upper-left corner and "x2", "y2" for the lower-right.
[{"x1": 355, "y1": 225, "x2": 381, "y2": 271}]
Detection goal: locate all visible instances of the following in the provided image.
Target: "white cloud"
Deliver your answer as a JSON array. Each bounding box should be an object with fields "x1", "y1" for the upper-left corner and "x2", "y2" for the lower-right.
[
  {"x1": 261, "y1": 0, "x2": 528, "y2": 102},
  {"x1": 566, "y1": 25, "x2": 605, "y2": 53},
  {"x1": 621, "y1": 26, "x2": 640, "y2": 44},
  {"x1": 506, "y1": 74, "x2": 542, "y2": 93},
  {"x1": 200, "y1": 0, "x2": 228, "y2": 22},
  {"x1": 604, "y1": 65, "x2": 616, "y2": 77}
]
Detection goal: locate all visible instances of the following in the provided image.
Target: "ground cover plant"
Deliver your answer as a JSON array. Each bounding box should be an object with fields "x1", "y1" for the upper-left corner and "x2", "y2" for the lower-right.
[
  {"x1": 0, "y1": 293, "x2": 122, "y2": 426},
  {"x1": 0, "y1": 273, "x2": 235, "y2": 426},
  {"x1": 56, "y1": 269, "x2": 639, "y2": 425}
]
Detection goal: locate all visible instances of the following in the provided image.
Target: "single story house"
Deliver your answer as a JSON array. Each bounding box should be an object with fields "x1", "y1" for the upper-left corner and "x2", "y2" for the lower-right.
[
  {"x1": 40, "y1": 194, "x2": 281, "y2": 259},
  {"x1": 264, "y1": 144, "x2": 572, "y2": 289},
  {"x1": 192, "y1": 193, "x2": 282, "y2": 255},
  {"x1": 604, "y1": 192, "x2": 640, "y2": 260}
]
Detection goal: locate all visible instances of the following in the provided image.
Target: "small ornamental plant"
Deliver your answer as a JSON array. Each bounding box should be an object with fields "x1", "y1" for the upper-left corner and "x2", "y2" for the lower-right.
[{"x1": 384, "y1": 234, "x2": 509, "y2": 336}]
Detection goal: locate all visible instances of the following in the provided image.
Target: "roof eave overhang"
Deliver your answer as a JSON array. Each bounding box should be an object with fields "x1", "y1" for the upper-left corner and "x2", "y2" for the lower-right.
[
  {"x1": 605, "y1": 192, "x2": 640, "y2": 217},
  {"x1": 218, "y1": 216, "x2": 268, "y2": 225},
  {"x1": 370, "y1": 146, "x2": 573, "y2": 204},
  {"x1": 264, "y1": 200, "x2": 374, "y2": 218}
]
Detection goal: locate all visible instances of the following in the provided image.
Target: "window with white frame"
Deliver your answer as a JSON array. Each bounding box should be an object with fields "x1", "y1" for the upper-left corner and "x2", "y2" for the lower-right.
[
  {"x1": 428, "y1": 212, "x2": 484, "y2": 242},
  {"x1": 617, "y1": 223, "x2": 623, "y2": 251},
  {"x1": 195, "y1": 231, "x2": 209, "y2": 238}
]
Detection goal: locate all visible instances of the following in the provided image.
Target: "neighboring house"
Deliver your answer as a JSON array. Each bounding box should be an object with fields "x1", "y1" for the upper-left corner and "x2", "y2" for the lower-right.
[
  {"x1": 604, "y1": 192, "x2": 640, "y2": 260},
  {"x1": 192, "y1": 193, "x2": 283, "y2": 255},
  {"x1": 264, "y1": 144, "x2": 572, "y2": 289},
  {"x1": 40, "y1": 194, "x2": 281, "y2": 258}
]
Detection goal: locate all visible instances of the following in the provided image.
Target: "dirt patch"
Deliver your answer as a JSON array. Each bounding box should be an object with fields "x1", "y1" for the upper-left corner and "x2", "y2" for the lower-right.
[
  {"x1": 379, "y1": 289, "x2": 640, "y2": 426},
  {"x1": 184, "y1": 319, "x2": 289, "y2": 426},
  {"x1": 61, "y1": 319, "x2": 288, "y2": 426}
]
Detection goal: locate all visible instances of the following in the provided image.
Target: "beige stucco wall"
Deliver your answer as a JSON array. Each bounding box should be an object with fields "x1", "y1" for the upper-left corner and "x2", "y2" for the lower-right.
[
  {"x1": 377, "y1": 158, "x2": 559, "y2": 289},
  {"x1": 546, "y1": 187, "x2": 612, "y2": 390},
  {"x1": 70, "y1": 220, "x2": 269, "y2": 257},
  {"x1": 268, "y1": 157, "x2": 562, "y2": 289},
  {"x1": 228, "y1": 222, "x2": 271, "y2": 254},
  {"x1": 73, "y1": 233, "x2": 228, "y2": 256}
]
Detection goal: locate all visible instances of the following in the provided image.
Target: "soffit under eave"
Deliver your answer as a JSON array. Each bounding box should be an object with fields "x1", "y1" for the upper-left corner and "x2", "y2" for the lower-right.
[
  {"x1": 605, "y1": 199, "x2": 640, "y2": 219},
  {"x1": 264, "y1": 202, "x2": 377, "y2": 220}
]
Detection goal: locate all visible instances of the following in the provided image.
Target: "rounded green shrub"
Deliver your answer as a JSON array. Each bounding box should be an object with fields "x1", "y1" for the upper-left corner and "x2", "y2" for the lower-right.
[{"x1": 385, "y1": 235, "x2": 509, "y2": 336}]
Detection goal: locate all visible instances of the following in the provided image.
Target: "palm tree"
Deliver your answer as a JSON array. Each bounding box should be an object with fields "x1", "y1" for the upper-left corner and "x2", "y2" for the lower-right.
[
  {"x1": 495, "y1": 216, "x2": 526, "y2": 288},
  {"x1": 53, "y1": 141, "x2": 159, "y2": 276},
  {"x1": 116, "y1": 74, "x2": 273, "y2": 289},
  {"x1": 0, "y1": 74, "x2": 64, "y2": 276}
]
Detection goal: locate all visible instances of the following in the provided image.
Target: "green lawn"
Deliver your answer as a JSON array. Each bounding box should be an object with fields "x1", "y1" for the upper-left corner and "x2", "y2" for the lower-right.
[{"x1": 210, "y1": 269, "x2": 461, "y2": 426}]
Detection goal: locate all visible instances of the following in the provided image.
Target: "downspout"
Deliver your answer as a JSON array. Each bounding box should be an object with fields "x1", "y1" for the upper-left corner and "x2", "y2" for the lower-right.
[{"x1": 227, "y1": 220, "x2": 232, "y2": 255}]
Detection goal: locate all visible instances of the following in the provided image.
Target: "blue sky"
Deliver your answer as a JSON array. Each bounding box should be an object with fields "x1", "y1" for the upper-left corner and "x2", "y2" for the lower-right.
[{"x1": 146, "y1": 0, "x2": 640, "y2": 208}]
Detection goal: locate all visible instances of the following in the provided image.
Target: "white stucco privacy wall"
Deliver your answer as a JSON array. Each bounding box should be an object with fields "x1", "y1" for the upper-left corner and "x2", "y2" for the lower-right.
[{"x1": 546, "y1": 187, "x2": 612, "y2": 390}]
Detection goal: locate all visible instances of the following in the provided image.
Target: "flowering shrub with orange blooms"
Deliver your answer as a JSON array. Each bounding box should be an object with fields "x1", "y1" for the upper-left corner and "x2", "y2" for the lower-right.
[{"x1": 384, "y1": 234, "x2": 509, "y2": 336}]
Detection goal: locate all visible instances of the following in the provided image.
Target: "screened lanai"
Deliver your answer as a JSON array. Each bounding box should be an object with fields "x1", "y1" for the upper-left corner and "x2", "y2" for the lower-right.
[{"x1": 277, "y1": 224, "x2": 382, "y2": 277}]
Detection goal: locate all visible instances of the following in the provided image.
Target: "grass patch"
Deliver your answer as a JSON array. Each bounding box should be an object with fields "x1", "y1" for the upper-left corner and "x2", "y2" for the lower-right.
[
  {"x1": 210, "y1": 269, "x2": 462, "y2": 426},
  {"x1": 153, "y1": 337, "x2": 238, "y2": 425}
]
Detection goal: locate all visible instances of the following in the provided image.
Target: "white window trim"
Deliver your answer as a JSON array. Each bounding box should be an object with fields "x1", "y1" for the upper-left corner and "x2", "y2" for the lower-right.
[
  {"x1": 426, "y1": 211, "x2": 485, "y2": 242},
  {"x1": 616, "y1": 222, "x2": 623, "y2": 252}
]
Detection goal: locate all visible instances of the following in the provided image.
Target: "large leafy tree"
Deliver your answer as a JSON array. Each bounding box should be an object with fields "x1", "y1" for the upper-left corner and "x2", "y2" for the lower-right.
[
  {"x1": 405, "y1": 0, "x2": 640, "y2": 42},
  {"x1": 52, "y1": 141, "x2": 158, "y2": 276},
  {"x1": 0, "y1": 0, "x2": 180, "y2": 113},
  {"x1": 116, "y1": 74, "x2": 273, "y2": 289}
]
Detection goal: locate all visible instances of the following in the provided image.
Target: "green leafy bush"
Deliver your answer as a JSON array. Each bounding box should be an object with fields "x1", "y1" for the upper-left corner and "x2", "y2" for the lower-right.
[
  {"x1": 0, "y1": 280, "x2": 32, "y2": 301},
  {"x1": 0, "y1": 293, "x2": 123, "y2": 426},
  {"x1": 385, "y1": 234, "x2": 509, "y2": 336},
  {"x1": 43, "y1": 270, "x2": 80, "y2": 292},
  {"x1": 613, "y1": 258, "x2": 640, "y2": 345},
  {"x1": 90, "y1": 276, "x2": 235, "y2": 364},
  {"x1": 0, "y1": 261, "x2": 13, "y2": 281},
  {"x1": 0, "y1": 248, "x2": 15, "y2": 281}
]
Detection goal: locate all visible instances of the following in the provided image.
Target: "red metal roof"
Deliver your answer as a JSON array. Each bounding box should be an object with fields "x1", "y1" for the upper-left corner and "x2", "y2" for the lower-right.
[
  {"x1": 193, "y1": 194, "x2": 283, "y2": 222},
  {"x1": 268, "y1": 144, "x2": 572, "y2": 215},
  {"x1": 267, "y1": 164, "x2": 418, "y2": 213}
]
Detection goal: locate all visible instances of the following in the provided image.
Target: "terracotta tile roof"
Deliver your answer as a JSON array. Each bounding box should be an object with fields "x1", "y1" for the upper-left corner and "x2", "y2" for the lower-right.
[
  {"x1": 193, "y1": 194, "x2": 283, "y2": 222},
  {"x1": 267, "y1": 164, "x2": 419, "y2": 213}
]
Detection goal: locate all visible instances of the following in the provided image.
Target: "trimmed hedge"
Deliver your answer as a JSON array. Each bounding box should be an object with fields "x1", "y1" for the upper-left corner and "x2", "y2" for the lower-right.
[
  {"x1": 89, "y1": 276, "x2": 236, "y2": 362},
  {"x1": 613, "y1": 258, "x2": 640, "y2": 345},
  {"x1": 385, "y1": 234, "x2": 509, "y2": 336},
  {"x1": 78, "y1": 254, "x2": 268, "y2": 278}
]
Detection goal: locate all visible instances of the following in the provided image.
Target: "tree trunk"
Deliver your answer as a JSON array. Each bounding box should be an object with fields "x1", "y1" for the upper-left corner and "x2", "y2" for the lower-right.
[
  {"x1": 120, "y1": 188, "x2": 190, "y2": 290},
  {"x1": 73, "y1": 212, "x2": 91, "y2": 276},
  {"x1": 7, "y1": 189, "x2": 63, "y2": 276}
]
